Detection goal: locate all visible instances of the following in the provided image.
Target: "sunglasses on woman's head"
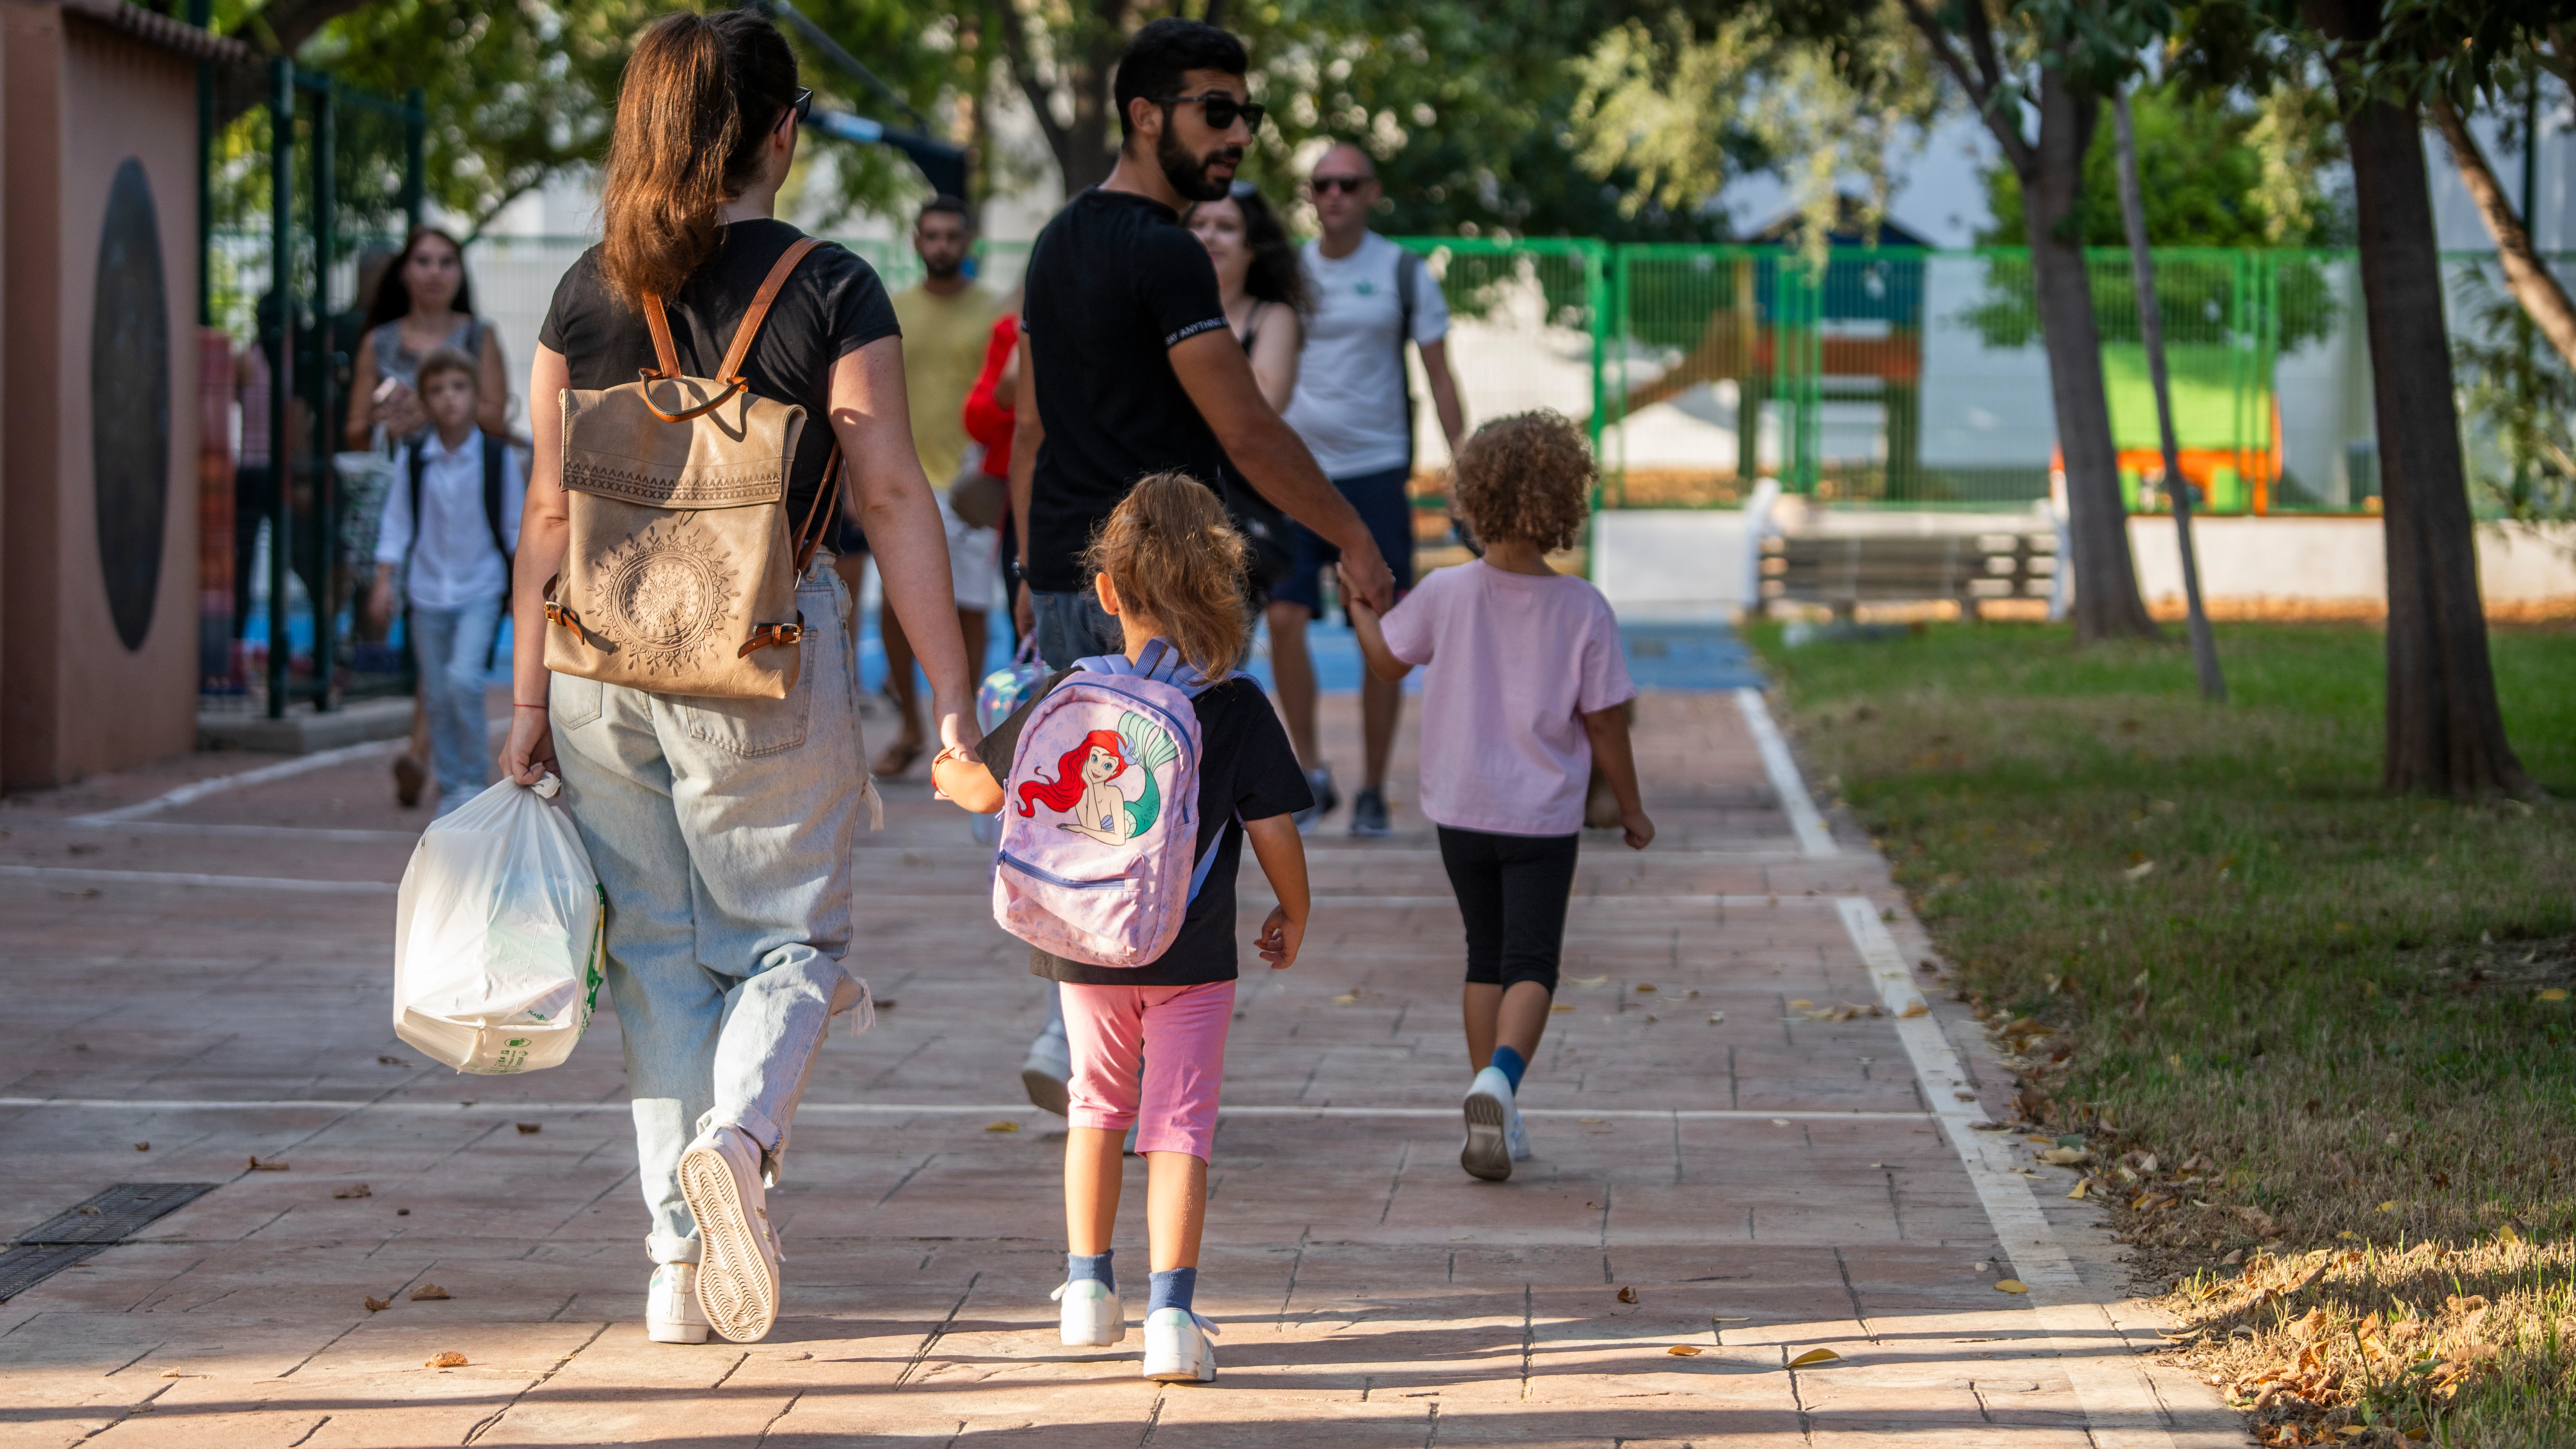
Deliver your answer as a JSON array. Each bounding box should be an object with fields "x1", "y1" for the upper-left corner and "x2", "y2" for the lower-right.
[
  {"x1": 786, "y1": 88, "x2": 813, "y2": 127},
  {"x1": 1152, "y1": 92, "x2": 1265, "y2": 133},
  {"x1": 1309, "y1": 175, "x2": 1370, "y2": 195}
]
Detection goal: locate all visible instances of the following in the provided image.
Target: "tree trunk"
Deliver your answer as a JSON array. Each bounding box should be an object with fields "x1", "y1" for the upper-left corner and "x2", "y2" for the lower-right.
[
  {"x1": 999, "y1": 0, "x2": 1124, "y2": 198},
  {"x1": 2020, "y1": 67, "x2": 2158, "y2": 642},
  {"x1": 2307, "y1": 0, "x2": 2530, "y2": 798},
  {"x1": 2429, "y1": 96, "x2": 2576, "y2": 375},
  {"x1": 2113, "y1": 88, "x2": 2224, "y2": 701}
]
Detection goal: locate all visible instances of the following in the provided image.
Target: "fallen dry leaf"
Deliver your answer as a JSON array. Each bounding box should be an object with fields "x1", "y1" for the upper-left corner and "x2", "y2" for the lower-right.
[
  {"x1": 1787, "y1": 1348, "x2": 1840, "y2": 1367},
  {"x1": 425, "y1": 1352, "x2": 467, "y2": 1369},
  {"x1": 132, "y1": 1142, "x2": 149, "y2": 1152},
  {"x1": 364, "y1": 1296, "x2": 391, "y2": 1312},
  {"x1": 1551, "y1": 1004, "x2": 1575, "y2": 1013},
  {"x1": 1994, "y1": 1279, "x2": 2029, "y2": 1295},
  {"x1": 515, "y1": 1123, "x2": 541, "y2": 1135},
  {"x1": 1713, "y1": 1316, "x2": 1751, "y2": 1323},
  {"x1": 1330, "y1": 993, "x2": 1360, "y2": 1006},
  {"x1": 2067, "y1": 1178, "x2": 2091, "y2": 1200},
  {"x1": 247, "y1": 1156, "x2": 289, "y2": 1171},
  {"x1": 410, "y1": 1284, "x2": 451, "y2": 1302},
  {"x1": 1665, "y1": 1344, "x2": 1702, "y2": 1356},
  {"x1": 2539, "y1": 988, "x2": 2568, "y2": 1002},
  {"x1": 985, "y1": 1120, "x2": 1020, "y2": 1133},
  {"x1": 1787, "y1": 998, "x2": 1815, "y2": 1009},
  {"x1": 1770, "y1": 1118, "x2": 1791, "y2": 1127},
  {"x1": 2124, "y1": 860, "x2": 2156, "y2": 881},
  {"x1": 2038, "y1": 1147, "x2": 2090, "y2": 1166},
  {"x1": 333, "y1": 1183, "x2": 371, "y2": 1200},
  {"x1": 1898, "y1": 1002, "x2": 1929, "y2": 1018},
  {"x1": 1707, "y1": 1010, "x2": 1725, "y2": 1024},
  {"x1": 1568, "y1": 975, "x2": 1610, "y2": 988},
  {"x1": 2377, "y1": 1200, "x2": 2397, "y2": 1213},
  {"x1": 377, "y1": 1056, "x2": 406, "y2": 1066},
  {"x1": 1617, "y1": 1286, "x2": 1639, "y2": 1304},
  {"x1": 1635, "y1": 983, "x2": 1657, "y2": 994}
]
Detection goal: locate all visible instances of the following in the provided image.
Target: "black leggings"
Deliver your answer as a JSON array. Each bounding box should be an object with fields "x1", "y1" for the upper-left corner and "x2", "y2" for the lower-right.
[{"x1": 1437, "y1": 826, "x2": 1581, "y2": 992}]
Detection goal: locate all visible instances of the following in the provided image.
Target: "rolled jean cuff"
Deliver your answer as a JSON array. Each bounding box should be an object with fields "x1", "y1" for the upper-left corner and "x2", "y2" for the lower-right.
[{"x1": 648, "y1": 1231, "x2": 702, "y2": 1266}]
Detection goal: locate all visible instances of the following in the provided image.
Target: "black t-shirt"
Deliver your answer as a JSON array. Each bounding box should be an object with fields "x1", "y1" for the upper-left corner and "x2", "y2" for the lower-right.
[
  {"x1": 976, "y1": 669, "x2": 1311, "y2": 985},
  {"x1": 538, "y1": 220, "x2": 900, "y2": 529},
  {"x1": 1021, "y1": 188, "x2": 1232, "y2": 593}
]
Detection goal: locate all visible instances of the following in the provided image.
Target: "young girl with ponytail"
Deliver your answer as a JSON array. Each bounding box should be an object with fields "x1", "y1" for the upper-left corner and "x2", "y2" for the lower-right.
[
  {"x1": 500, "y1": 8, "x2": 976, "y2": 1348},
  {"x1": 934, "y1": 473, "x2": 1313, "y2": 1384}
]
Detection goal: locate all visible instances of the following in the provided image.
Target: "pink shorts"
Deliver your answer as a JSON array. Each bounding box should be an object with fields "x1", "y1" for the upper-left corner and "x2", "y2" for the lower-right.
[{"x1": 1058, "y1": 980, "x2": 1236, "y2": 1160}]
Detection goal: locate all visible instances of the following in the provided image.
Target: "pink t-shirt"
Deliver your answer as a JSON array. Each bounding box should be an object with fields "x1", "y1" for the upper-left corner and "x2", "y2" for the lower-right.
[{"x1": 1377, "y1": 560, "x2": 1636, "y2": 837}]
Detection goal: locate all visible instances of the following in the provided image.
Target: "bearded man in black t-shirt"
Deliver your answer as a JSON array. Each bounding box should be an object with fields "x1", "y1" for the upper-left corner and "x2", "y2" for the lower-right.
[{"x1": 1008, "y1": 18, "x2": 1394, "y2": 670}]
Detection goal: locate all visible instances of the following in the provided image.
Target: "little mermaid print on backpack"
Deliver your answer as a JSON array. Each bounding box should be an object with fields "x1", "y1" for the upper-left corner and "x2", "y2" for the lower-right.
[{"x1": 993, "y1": 642, "x2": 1239, "y2": 968}]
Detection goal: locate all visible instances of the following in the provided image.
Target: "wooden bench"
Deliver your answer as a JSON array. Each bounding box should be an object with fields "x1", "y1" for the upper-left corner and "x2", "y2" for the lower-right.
[{"x1": 1759, "y1": 531, "x2": 2059, "y2": 618}]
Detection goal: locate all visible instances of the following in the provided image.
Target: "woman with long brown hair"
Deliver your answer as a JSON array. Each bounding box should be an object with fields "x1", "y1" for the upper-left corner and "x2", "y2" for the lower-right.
[
  {"x1": 344, "y1": 226, "x2": 509, "y2": 447},
  {"x1": 498, "y1": 7, "x2": 976, "y2": 1348}
]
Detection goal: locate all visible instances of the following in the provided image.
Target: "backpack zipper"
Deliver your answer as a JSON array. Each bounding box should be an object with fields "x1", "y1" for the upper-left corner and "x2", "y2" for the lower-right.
[{"x1": 998, "y1": 852, "x2": 1137, "y2": 891}]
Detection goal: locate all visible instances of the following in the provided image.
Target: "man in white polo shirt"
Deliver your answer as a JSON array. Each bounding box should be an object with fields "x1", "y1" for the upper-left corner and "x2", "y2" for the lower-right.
[{"x1": 1274, "y1": 142, "x2": 1466, "y2": 836}]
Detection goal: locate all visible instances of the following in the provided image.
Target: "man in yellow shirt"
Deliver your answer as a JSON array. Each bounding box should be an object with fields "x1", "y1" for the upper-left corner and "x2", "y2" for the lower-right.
[{"x1": 877, "y1": 196, "x2": 1001, "y2": 777}]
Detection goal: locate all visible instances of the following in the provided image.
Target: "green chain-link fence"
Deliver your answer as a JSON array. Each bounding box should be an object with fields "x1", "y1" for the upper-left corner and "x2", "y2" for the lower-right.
[{"x1": 424, "y1": 234, "x2": 2549, "y2": 527}]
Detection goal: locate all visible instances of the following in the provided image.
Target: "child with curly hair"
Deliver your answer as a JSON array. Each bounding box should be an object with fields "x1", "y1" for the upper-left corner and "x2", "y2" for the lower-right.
[
  {"x1": 932, "y1": 472, "x2": 1312, "y2": 1382},
  {"x1": 1348, "y1": 411, "x2": 1651, "y2": 1182}
]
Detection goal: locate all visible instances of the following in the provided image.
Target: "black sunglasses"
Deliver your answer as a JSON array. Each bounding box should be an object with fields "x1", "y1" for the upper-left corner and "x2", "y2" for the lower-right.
[
  {"x1": 785, "y1": 88, "x2": 814, "y2": 127},
  {"x1": 1309, "y1": 175, "x2": 1371, "y2": 195},
  {"x1": 1152, "y1": 92, "x2": 1265, "y2": 133}
]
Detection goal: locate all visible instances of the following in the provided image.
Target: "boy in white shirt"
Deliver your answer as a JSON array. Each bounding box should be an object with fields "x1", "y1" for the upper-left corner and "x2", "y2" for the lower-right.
[{"x1": 368, "y1": 346, "x2": 522, "y2": 816}]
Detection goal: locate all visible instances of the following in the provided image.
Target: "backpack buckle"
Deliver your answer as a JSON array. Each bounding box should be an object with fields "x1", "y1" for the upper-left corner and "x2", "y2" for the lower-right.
[
  {"x1": 544, "y1": 599, "x2": 604, "y2": 650},
  {"x1": 736, "y1": 614, "x2": 808, "y2": 658}
]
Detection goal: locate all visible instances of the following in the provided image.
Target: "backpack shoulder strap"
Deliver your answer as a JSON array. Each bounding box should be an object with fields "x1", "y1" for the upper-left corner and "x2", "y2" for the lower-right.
[
  {"x1": 481, "y1": 432, "x2": 510, "y2": 563},
  {"x1": 1396, "y1": 246, "x2": 1422, "y2": 349},
  {"x1": 404, "y1": 442, "x2": 426, "y2": 563},
  {"x1": 718, "y1": 236, "x2": 826, "y2": 384}
]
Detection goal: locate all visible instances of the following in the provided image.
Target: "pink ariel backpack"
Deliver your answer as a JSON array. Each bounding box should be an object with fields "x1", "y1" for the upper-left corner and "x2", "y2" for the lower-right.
[{"x1": 992, "y1": 641, "x2": 1244, "y2": 967}]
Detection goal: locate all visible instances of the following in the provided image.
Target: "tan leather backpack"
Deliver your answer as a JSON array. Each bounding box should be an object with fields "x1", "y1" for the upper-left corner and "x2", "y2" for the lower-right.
[{"x1": 544, "y1": 237, "x2": 842, "y2": 700}]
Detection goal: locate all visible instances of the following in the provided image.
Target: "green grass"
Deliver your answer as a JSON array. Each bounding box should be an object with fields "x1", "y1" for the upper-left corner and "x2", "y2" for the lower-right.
[{"x1": 1752, "y1": 621, "x2": 2576, "y2": 1447}]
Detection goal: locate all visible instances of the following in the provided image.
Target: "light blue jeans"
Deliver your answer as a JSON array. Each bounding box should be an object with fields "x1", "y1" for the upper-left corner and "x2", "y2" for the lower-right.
[
  {"x1": 549, "y1": 561, "x2": 876, "y2": 1266},
  {"x1": 409, "y1": 600, "x2": 503, "y2": 813}
]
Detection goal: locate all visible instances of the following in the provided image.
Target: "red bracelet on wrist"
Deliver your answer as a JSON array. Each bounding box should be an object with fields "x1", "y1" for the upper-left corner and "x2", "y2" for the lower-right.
[{"x1": 512, "y1": 702, "x2": 549, "y2": 710}]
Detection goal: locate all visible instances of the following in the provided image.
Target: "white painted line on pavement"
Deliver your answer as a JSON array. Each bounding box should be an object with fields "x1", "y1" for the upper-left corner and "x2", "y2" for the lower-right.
[
  {"x1": 0, "y1": 1097, "x2": 1929, "y2": 1123},
  {"x1": 0, "y1": 865, "x2": 395, "y2": 896},
  {"x1": 68, "y1": 739, "x2": 403, "y2": 826},
  {"x1": 61, "y1": 820, "x2": 421, "y2": 844},
  {"x1": 1736, "y1": 686, "x2": 1837, "y2": 858},
  {"x1": 1840, "y1": 897, "x2": 2179, "y2": 1449}
]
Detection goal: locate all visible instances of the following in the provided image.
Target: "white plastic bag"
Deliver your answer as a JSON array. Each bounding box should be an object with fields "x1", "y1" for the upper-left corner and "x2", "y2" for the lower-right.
[{"x1": 393, "y1": 774, "x2": 605, "y2": 1074}]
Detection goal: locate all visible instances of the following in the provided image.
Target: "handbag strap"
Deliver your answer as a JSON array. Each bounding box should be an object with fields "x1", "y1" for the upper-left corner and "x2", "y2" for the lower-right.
[{"x1": 635, "y1": 236, "x2": 827, "y2": 421}]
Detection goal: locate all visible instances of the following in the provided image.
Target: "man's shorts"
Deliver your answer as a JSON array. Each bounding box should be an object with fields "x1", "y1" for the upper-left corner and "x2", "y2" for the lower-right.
[
  {"x1": 940, "y1": 488, "x2": 1002, "y2": 612},
  {"x1": 1272, "y1": 464, "x2": 1415, "y2": 621}
]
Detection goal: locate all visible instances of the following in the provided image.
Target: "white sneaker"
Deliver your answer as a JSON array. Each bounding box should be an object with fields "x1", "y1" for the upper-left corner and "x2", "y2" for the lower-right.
[
  {"x1": 646, "y1": 1263, "x2": 710, "y2": 1344},
  {"x1": 1051, "y1": 1278, "x2": 1126, "y2": 1347},
  {"x1": 678, "y1": 1124, "x2": 782, "y2": 1343},
  {"x1": 1461, "y1": 1066, "x2": 1515, "y2": 1181},
  {"x1": 1141, "y1": 1306, "x2": 1219, "y2": 1383},
  {"x1": 1021, "y1": 1026, "x2": 1071, "y2": 1117},
  {"x1": 1508, "y1": 1108, "x2": 1533, "y2": 1162}
]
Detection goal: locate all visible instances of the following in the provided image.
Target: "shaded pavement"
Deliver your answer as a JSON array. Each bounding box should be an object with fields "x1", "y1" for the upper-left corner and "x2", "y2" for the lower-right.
[{"x1": 0, "y1": 656, "x2": 2240, "y2": 1446}]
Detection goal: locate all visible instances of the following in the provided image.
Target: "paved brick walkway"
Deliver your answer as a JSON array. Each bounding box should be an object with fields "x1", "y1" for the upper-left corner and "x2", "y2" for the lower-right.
[{"x1": 0, "y1": 689, "x2": 2244, "y2": 1446}]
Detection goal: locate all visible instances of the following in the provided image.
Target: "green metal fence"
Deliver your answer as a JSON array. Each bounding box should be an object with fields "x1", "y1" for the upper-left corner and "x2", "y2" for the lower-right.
[{"x1": 422, "y1": 234, "x2": 2549, "y2": 524}]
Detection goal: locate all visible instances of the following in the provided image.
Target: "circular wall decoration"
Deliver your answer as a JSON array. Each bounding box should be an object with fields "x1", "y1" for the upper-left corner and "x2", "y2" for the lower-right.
[{"x1": 92, "y1": 158, "x2": 171, "y2": 652}]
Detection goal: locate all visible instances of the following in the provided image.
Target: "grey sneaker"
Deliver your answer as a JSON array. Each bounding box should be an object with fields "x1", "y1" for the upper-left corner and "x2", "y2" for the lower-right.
[
  {"x1": 1294, "y1": 766, "x2": 1337, "y2": 832},
  {"x1": 1349, "y1": 787, "x2": 1391, "y2": 838},
  {"x1": 1020, "y1": 1023, "x2": 1071, "y2": 1117}
]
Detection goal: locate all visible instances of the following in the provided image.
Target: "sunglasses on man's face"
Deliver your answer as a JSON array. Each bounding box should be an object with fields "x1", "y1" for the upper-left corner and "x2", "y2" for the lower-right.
[
  {"x1": 1309, "y1": 175, "x2": 1371, "y2": 196},
  {"x1": 1153, "y1": 92, "x2": 1265, "y2": 133}
]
